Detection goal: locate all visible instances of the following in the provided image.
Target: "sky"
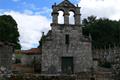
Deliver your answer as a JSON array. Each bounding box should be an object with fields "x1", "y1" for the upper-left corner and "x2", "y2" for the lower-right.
[{"x1": 0, "y1": 0, "x2": 120, "y2": 50}]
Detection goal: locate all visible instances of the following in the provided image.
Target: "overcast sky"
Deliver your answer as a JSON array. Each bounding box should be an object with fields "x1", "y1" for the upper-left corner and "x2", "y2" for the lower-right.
[{"x1": 0, "y1": 0, "x2": 120, "y2": 50}]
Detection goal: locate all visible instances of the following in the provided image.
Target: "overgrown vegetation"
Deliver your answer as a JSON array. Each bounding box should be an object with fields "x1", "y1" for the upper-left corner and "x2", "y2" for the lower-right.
[{"x1": 82, "y1": 16, "x2": 120, "y2": 49}]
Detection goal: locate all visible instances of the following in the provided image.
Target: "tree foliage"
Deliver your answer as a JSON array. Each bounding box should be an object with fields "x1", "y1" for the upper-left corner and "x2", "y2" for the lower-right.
[
  {"x1": 82, "y1": 16, "x2": 120, "y2": 48},
  {"x1": 0, "y1": 15, "x2": 20, "y2": 49}
]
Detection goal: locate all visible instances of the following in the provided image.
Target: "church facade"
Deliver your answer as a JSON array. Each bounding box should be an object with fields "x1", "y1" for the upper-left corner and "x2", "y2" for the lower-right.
[{"x1": 41, "y1": 0, "x2": 93, "y2": 74}]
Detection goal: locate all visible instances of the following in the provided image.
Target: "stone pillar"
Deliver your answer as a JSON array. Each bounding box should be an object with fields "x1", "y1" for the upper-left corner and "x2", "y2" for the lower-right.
[
  {"x1": 75, "y1": 7, "x2": 81, "y2": 25},
  {"x1": 64, "y1": 13, "x2": 69, "y2": 24},
  {"x1": 52, "y1": 12, "x2": 59, "y2": 24},
  {"x1": 52, "y1": 5, "x2": 59, "y2": 24}
]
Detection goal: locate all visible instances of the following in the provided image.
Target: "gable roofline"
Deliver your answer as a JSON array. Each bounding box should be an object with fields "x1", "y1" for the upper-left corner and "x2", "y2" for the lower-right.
[{"x1": 56, "y1": 0, "x2": 76, "y2": 8}]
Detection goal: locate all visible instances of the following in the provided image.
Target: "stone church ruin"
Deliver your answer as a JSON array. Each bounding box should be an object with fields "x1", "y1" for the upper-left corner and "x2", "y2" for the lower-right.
[{"x1": 1, "y1": 0, "x2": 119, "y2": 80}]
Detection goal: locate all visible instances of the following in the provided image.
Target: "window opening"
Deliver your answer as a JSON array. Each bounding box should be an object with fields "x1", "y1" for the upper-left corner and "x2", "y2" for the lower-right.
[
  {"x1": 65, "y1": 34, "x2": 69, "y2": 45},
  {"x1": 69, "y1": 11, "x2": 75, "y2": 24},
  {"x1": 58, "y1": 11, "x2": 64, "y2": 24}
]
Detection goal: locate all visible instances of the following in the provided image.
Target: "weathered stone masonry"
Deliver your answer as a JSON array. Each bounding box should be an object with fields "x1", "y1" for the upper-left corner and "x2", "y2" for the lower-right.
[
  {"x1": 0, "y1": 42, "x2": 14, "y2": 69},
  {"x1": 41, "y1": 0, "x2": 93, "y2": 74}
]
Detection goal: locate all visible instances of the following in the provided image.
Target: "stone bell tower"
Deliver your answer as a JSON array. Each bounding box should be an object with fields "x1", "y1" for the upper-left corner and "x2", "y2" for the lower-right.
[
  {"x1": 41, "y1": 0, "x2": 93, "y2": 74},
  {"x1": 52, "y1": 0, "x2": 81, "y2": 25}
]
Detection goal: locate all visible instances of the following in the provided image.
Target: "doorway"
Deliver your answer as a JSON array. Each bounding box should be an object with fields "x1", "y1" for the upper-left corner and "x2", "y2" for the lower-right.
[{"x1": 61, "y1": 57, "x2": 73, "y2": 74}]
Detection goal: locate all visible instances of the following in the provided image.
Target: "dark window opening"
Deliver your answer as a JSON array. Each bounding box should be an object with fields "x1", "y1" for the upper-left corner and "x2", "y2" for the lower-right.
[
  {"x1": 15, "y1": 58, "x2": 21, "y2": 64},
  {"x1": 90, "y1": 77, "x2": 95, "y2": 80},
  {"x1": 65, "y1": 34, "x2": 69, "y2": 45}
]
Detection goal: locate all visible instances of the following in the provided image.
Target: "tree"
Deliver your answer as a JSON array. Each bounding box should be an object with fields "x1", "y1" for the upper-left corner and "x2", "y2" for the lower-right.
[
  {"x1": 0, "y1": 15, "x2": 20, "y2": 49},
  {"x1": 82, "y1": 16, "x2": 97, "y2": 37},
  {"x1": 82, "y1": 16, "x2": 120, "y2": 48},
  {"x1": 82, "y1": 15, "x2": 97, "y2": 27}
]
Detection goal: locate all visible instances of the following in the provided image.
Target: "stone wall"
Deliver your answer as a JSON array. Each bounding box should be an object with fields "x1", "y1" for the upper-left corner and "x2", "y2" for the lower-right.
[
  {"x1": 2, "y1": 72, "x2": 112, "y2": 80},
  {"x1": 41, "y1": 25, "x2": 93, "y2": 74},
  {"x1": 77, "y1": 72, "x2": 112, "y2": 80},
  {"x1": 0, "y1": 43, "x2": 14, "y2": 69},
  {"x1": 93, "y1": 46, "x2": 120, "y2": 65},
  {"x1": 7, "y1": 74, "x2": 76, "y2": 80}
]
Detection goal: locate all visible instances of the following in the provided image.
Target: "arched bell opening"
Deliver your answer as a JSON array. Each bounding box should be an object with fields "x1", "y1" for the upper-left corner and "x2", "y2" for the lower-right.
[
  {"x1": 69, "y1": 11, "x2": 75, "y2": 25},
  {"x1": 58, "y1": 10, "x2": 64, "y2": 24}
]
